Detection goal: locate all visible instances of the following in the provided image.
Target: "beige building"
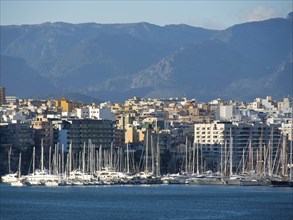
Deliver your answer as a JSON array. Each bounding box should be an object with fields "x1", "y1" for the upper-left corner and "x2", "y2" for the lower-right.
[
  {"x1": 125, "y1": 124, "x2": 139, "y2": 143},
  {"x1": 32, "y1": 115, "x2": 54, "y2": 149}
]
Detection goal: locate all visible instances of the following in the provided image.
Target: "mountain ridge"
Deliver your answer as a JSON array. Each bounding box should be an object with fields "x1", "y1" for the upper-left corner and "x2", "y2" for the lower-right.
[{"x1": 1, "y1": 14, "x2": 292, "y2": 102}]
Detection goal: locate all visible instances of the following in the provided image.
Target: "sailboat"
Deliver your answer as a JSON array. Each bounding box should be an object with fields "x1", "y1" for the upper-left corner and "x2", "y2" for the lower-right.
[
  {"x1": 11, "y1": 153, "x2": 24, "y2": 186},
  {"x1": 1, "y1": 147, "x2": 19, "y2": 183},
  {"x1": 270, "y1": 132, "x2": 293, "y2": 187},
  {"x1": 24, "y1": 142, "x2": 60, "y2": 185},
  {"x1": 270, "y1": 178, "x2": 293, "y2": 187}
]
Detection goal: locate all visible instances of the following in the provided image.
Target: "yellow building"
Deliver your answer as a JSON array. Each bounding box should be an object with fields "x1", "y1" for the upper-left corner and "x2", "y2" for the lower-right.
[
  {"x1": 55, "y1": 97, "x2": 79, "y2": 112},
  {"x1": 138, "y1": 128, "x2": 146, "y2": 142},
  {"x1": 125, "y1": 124, "x2": 139, "y2": 143}
]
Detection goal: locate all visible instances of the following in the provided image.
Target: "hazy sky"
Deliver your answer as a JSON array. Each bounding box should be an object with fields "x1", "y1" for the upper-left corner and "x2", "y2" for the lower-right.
[{"x1": 0, "y1": 1, "x2": 292, "y2": 29}]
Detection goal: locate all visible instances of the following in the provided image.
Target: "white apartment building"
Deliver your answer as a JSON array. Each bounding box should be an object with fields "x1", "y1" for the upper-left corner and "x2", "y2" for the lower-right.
[
  {"x1": 5, "y1": 96, "x2": 17, "y2": 104},
  {"x1": 76, "y1": 107, "x2": 90, "y2": 119},
  {"x1": 215, "y1": 105, "x2": 242, "y2": 121},
  {"x1": 249, "y1": 96, "x2": 278, "y2": 114},
  {"x1": 278, "y1": 97, "x2": 292, "y2": 114},
  {"x1": 89, "y1": 106, "x2": 115, "y2": 120},
  {"x1": 194, "y1": 121, "x2": 282, "y2": 172},
  {"x1": 76, "y1": 106, "x2": 115, "y2": 121}
]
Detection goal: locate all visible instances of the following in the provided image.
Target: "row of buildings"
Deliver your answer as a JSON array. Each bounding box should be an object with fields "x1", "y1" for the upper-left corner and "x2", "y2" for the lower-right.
[{"x1": 0, "y1": 88, "x2": 292, "y2": 175}]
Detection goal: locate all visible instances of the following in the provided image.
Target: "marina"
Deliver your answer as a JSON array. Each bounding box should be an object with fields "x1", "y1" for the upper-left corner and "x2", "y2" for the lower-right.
[{"x1": 1, "y1": 134, "x2": 292, "y2": 187}]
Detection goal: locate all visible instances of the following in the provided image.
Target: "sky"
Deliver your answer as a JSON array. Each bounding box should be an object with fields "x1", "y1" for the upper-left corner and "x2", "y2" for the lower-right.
[{"x1": 0, "y1": 0, "x2": 292, "y2": 29}]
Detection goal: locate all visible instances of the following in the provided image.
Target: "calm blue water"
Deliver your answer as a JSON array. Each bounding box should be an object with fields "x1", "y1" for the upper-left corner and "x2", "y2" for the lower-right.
[{"x1": 0, "y1": 184, "x2": 292, "y2": 220}]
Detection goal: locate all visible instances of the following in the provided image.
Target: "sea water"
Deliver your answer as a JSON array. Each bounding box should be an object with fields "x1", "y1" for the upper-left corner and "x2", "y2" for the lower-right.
[{"x1": 0, "y1": 184, "x2": 292, "y2": 220}]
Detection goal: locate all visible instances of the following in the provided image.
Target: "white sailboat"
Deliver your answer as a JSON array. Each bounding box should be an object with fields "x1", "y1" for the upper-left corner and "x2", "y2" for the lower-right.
[
  {"x1": 1, "y1": 147, "x2": 19, "y2": 183},
  {"x1": 24, "y1": 141, "x2": 60, "y2": 185},
  {"x1": 11, "y1": 153, "x2": 24, "y2": 186},
  {"x1": 2, "y1": 173, "x2": 18, "y2": 183}
]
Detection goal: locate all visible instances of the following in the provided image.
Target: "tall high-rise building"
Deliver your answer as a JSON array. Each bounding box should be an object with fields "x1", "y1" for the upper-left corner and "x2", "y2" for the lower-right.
[{"x1": 0, "y1": 87, "x2": 6, "y2": 106}]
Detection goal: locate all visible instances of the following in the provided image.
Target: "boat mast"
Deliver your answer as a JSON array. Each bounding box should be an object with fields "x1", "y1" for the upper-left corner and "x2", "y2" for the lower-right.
[
  {"x1": 230, "y1": 128, "x2": 233, "y2": 176},
  {"x1": 242, "y1": 148, "x2": 245, "y2": 174},
  {"x1": 87, "y1": 139, "x2": 90, "y2": 173},
  {"x1": 151, "y1": 135, "x2": 155, "y2": 174},
  {"x1": 200, "y1": 143, "x2": 203, "y2": 174},
  {"x1": 99, "y1": 145, "x2": 102, "y2": 171},
  {"x1": 8, "y1": 147, "x2": 11, "y2": 174},
  {"x1": 32, "y1": 146, "x2": 35, "y2": 174},
  {"x1": 229, "y1": 128, "x2": 233, "y2": 177},
  {"x1": 49, "y1": 145, "x2": 52, "y2": 174},
  {"x1": 282, "y1": 135, "x2": 286, "y2": 177},
  {"x1": 110, "y1": 142, "x2": 113, "y2": 168},
  {"x1": 156, "y1": 134, "x2": 161, "y2": 177},
  {"x1": 185, "y1": 136, "x2": 188, "y2": 173},
  {"x1": 83, "y1": 142, "x2": 85, "y2": 176},
  {"x1": 220, "y1": 143, "x2": 223, "y2": 176},
  {"x1": 92, "y1": 144, "x2": 95, "y2": 174},
  {"x1": 69, "y1": 140, "x2": 72, "y2": 174},
  {"x1": 224, "y1": 141, "x2": 227, "y2": 176},
  {"x1": 256, "y1": 149, "x2": 259, "y2": 175},
  {"x1": 196, "y1": 142, "x2": 199, "y2": 175},
  {"x1": 90, "y1": 140, "x2": 94, "y2": 175},
  {"x1": 41, "y1": 139, "x2": 44, "y2": 172},
  {"x1": 259, "y1": 126, "x2": 263, "y2": 178},
  {"x1": 289, "y1": 102, "x2": 293, "y2": 181},
  {"x1": 268, "y1": 130, "x2": 272, "y2": 177},
  {"x1": 89, "y1": 151, "x2": 92, "y2": 175},
  {"x1": 61, "y1": 144, "x2": 64, "y2": 177},
  {"x1": 58, "y1": 152, "x2": 61, "y2": 176},
  {"x1": 192, "y1": 142, "x2": 195, "y2": 174},
  {"x1": 248, "y1": 138, "x2": 252, "y2": 176},
  {"x1": 18, "y1": 152, "x2": 22, "y2": 178},
  {"x1": 145, "y1": 129, "x2": 149, "y2": 173},
  {"x1": 251, "y1": 148, "x2": 254, "y2": 174},
  {"x1": 96, "y1": 150, "x2": 98, "y2": 172},
  {"x1": 55, "y1": 144, "x2": 59, "y2": 175},
  {"x1": 263, "y1": 144, "x2": 267, "y2": 177},
  {"x1": 126, "y1": 142, "x2": 130, "y2": 173},
  {"x1": 65, "y1": 153, "x2": 69, "y2": 178}
]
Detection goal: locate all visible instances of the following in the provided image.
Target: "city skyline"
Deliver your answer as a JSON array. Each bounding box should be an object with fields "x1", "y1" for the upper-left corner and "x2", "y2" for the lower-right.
[{"x1": 1, "y1": 1, "x2": 292, "y2": 219}]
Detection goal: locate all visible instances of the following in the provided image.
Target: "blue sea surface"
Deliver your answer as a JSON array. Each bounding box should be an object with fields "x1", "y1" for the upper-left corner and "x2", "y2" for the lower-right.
[{"x1": 0, "y1": 184, "x2": 292, "y2": 220}]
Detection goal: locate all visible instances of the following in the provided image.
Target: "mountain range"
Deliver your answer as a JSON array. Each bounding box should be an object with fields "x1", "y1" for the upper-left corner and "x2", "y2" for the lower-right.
[{"x1": 1, "y1": 12, "x2": 292, "y2": 102}]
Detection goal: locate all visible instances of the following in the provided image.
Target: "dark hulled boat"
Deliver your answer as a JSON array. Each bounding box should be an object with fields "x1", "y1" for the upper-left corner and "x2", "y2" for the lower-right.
[{"x1": 270, "y1": 180, "x2": 293, "y2": 187}]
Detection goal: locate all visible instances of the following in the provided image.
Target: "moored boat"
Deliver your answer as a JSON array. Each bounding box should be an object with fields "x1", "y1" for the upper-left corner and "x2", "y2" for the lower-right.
[
  {"x1": 1, "y1": 173, "x2": 19, "y2": 183},
  {"x1": 187, "y1": 175, "x2": 226, "y2": 185},
  {"x1": 270, "y1": 180, "x2": 293, "y2": 187},
  {"x1": 11, "y1": 180, "x2": 24, "y2": 187},
  {"x1": 44, "y1": 180, "x2": 59, "y2": 187}
]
